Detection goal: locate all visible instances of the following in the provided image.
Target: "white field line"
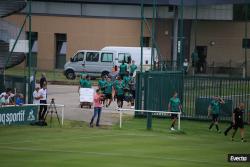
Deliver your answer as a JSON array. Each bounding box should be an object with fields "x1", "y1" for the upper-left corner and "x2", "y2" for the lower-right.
[
  {"x1": 0, "y1": 133, "x2": 157, "y2": 145},
  {"x1": 0, "y1": 146, "x2": 226, "y2": 166}
]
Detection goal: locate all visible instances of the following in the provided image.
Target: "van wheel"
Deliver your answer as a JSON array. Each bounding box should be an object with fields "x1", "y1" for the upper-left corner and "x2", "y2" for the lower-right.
[
  {"x1": 101, "y1": 71, "x2": 109, "y2": 77},
  {"x1": 66, "y1": 70, "x2": 76, "y2": 80}
]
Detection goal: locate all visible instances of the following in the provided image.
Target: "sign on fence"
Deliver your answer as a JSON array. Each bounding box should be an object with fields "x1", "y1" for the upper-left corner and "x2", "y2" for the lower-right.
[
  {"x1": 0, "y1": 106, "x2": 38, "y2": 125},
  {"x1": 79, "y1": 88, "x2": 94, "y2": 103}
]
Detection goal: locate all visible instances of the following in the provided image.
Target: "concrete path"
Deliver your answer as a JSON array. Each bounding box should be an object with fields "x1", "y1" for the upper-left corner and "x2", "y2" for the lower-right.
[{"x1": 47, "y1": 84, "x2": 134, "y2": 126}]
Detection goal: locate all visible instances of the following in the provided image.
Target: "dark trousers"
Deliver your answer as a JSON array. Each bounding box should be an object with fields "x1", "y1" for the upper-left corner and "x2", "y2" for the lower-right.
[
  {"x1": 90, "y1": 107, "x2": 102, "y2": 126},
  {"x1": 39, "y1": 100, "x2": 47, "y2": 121}
]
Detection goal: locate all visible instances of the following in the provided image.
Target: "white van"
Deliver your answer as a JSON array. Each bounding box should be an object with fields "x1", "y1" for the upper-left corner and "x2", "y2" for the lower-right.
[
  {"x1": 101, "y1": 46, "x2": 157, "y2": 71},
  {"x1": 64, "y1": 50, "x2": 131, "y2": 79}
]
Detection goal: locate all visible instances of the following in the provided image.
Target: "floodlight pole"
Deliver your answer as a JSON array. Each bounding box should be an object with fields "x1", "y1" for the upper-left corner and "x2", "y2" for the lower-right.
[
  {"x1": 28, "y1": 0, "x2": 32, "y2": 103},
  {"x1": 244, "y1": 3, "x2": 248, "y2": 78},
  {"x1": 194, "y1": 0, "x2": 198, "y2": 48},
  {"x1": 140, "y1": 0, "x2": 144, "y2": 72},
  {"x1": 178, "y1": 0, "x2": 184, "y2": 70},
  {"x1": 150, "y1": 0, "x2": 156, "y2": 70}
]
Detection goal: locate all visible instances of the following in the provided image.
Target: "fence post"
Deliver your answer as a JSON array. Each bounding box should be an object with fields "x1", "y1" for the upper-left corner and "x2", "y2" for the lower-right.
[{"x1": 146, "y1": 74, "x2": 152, "y2": 130}]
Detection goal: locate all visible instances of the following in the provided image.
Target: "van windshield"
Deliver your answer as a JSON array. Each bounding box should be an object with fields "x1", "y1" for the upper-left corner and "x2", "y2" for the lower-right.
[
  {"x1": 72, "y1": 52, "x2": 84, "y2": 62},
  {"x1": 118, "y1": 53, "x2": 131, "y2": 64}
]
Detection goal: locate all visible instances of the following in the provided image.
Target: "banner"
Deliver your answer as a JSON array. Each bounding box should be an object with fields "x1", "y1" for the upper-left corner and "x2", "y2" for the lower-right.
[
  {"x1": 79, "y1": 88, "x2": 94, "y2": 103},
  {"x1": 0, "y1": 105, "x2": 38, "y2": 125}
]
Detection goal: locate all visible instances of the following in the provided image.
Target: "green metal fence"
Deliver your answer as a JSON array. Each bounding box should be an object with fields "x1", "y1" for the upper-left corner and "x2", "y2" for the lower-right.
[
  {"x1": 135, "y1": 71, "x2": 184, "y2": 114},
  {"x1": 135, "y1": 72, "x2": 250, "y2": 122},
  {"x1": 184, "y1": 76, "x2": 250, "y2": 122}
]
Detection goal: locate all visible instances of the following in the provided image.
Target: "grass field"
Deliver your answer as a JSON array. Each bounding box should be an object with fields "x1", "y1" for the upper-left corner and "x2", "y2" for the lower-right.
[{"x1": 0, "y1": 118, "x2": 249, "y2": 167}]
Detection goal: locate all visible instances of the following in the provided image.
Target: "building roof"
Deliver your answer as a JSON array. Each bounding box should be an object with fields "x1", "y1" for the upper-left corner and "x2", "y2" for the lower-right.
[
  {"x1": 32, "y1": 0, "x2": 250, "y2": 6},
  {"x1": 0, "y1": 0, "x2": 26, "y2": 18}
]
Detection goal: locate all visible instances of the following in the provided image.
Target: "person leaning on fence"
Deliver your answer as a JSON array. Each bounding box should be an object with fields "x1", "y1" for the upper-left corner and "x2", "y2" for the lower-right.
[
  {"x1": 38, "y1": 83, "x2": 48, "y2": 121},
  {"x1": 224, "y1": 103, "x2": 246, "y2": 142},
  {"x1": 89, "y1": 89, "x2": 104, "y2": 127},
  {"x1": 15, "y1": 93, "x2": 24, "y2": 106},
  {"x1": 0, "y1": 88, "x2": 15, "y2": 105},
  {"x1": 168, "y1": 91, "x2": 182, "y2": 131},
  {"x1": 208, "y1": 96, "x2": 225, "y2": 133}
]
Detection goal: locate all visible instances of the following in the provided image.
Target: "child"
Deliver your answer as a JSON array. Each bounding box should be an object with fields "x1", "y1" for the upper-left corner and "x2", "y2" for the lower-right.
[
  {"x1": 89, "y1": 89, "x2": 104, "y2": 127},
  {"x1": 15, "y1": 93, "x2": 24, "y2": 106}
]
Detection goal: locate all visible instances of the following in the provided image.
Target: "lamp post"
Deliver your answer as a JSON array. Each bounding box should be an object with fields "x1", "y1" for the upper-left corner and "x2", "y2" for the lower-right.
[
  {"x1": 244, "y1": 3, "x2": 248, "y2": 78},
  {"x1": 28, "y1": 0, "x2": 32, "y2": 103},
  {"x1": 140, "y1": 0, "x2": 144, "y2": 72}
]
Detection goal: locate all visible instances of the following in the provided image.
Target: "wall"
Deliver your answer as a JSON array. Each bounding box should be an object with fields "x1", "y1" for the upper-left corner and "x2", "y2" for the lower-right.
[
  {"x1": 189, "y1": 20, "x2": 250, "y2": 69},
  {"x1": 5, "y1": 14, "x2": 153, "y2": 70}
]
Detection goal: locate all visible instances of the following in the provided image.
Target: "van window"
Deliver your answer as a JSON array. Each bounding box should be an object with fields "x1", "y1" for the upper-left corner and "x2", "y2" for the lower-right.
[
  {"x1": 86, "y1": 52, "x2": 99, "y2": 62},
  {"x1": 73, "y1": 52, "x2": 84, "y2": 62},
  {"x1": 118, "y1": 53, "x2": 131, "y2": 64},
  {"x1": 101, "y1": 53, "x2": 113, "y2": 62},
  {"x1": 118, "y1": 53, "x2": 125, "y2": 63}
]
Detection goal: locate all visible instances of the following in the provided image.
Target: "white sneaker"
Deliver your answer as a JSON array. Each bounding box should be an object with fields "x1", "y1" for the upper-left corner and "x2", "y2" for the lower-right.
[
  {"x1": 130, "y1": 106, "x2": 135, "y2": 109},
  {"x1": 171, "y1": 127, "x2": 175, "y2": 131}
]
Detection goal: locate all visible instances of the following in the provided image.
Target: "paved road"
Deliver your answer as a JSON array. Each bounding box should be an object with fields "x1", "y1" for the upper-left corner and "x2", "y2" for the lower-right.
[{"x1": 47, "y1": 84, "x2": 133, "y2": 126}]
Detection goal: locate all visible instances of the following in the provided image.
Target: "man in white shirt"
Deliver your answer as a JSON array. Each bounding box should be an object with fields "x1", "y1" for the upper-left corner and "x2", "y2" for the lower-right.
[
  {"x1": 38, "y1": 83, "x2": 47, "y2": 121},
  {"x1": 33, "y1": 87, "x2": 41, "y2": 104}
]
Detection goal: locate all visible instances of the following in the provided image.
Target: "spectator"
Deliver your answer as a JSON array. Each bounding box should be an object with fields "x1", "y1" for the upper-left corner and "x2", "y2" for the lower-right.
[
  {"x1": 38, "y1": 83, "x2": 47, "y2": 121},
  {"x1": 0, "y1": 88, "x2": 15, "y2": 105},
  {"x1": 183, "y1": 59, "x2": 189, "y2": 75},
  {"x1": 33, "y1": 87, "x2": 41, "y2": 104},
  {"x1": 40, "y1": 73, "x2": 47, "y2": 88},
  {"x1": 15, "y1": 93, "x2": 24, "y2": 106}
]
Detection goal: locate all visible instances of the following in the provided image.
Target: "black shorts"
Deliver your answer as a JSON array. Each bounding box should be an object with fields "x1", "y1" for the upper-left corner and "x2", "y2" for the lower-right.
[
  {"x1": 117, "y1": 95, "x2": 124, "y2": 101},
  {"x1": 131, "y1": 90, "x2": 136, "y2": 99},
  {"x1": 212, "y1": 114, "x2": 219, "y2": 122},
  {"x1": 171, "y1": 113, "x2": 178, "y2": 119},
  {"x1": 234, "y1": 121, "x2": 244, "y2": 129},
  {"x1": 105, "y1": 94, "x2": 112, "y2": 99}
]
